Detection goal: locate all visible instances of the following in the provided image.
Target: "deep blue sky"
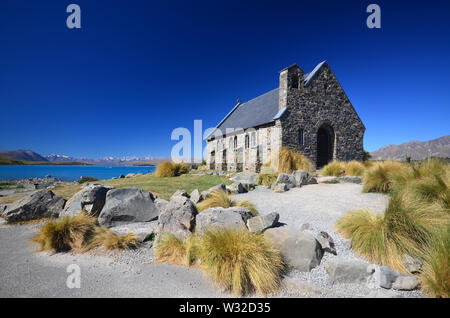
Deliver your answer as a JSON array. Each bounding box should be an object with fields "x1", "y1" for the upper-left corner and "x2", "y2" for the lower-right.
[{"x1": 1, "y1": 0, "x2": 449, "y2": 158}]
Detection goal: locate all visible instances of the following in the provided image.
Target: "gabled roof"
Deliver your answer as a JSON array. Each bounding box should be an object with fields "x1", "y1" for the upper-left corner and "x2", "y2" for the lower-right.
[{"x1": 206, "y1": 88, "x2": 280, "y2": 140}]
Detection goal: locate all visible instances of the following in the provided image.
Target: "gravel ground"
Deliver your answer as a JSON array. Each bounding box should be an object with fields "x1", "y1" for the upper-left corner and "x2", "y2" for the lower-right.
[
  {"x1": 234, "y1": 183, "x2": 423, "y2": 298},
  {"x1": 0, "y1": 183, "x2": 424, "y2": 298}
]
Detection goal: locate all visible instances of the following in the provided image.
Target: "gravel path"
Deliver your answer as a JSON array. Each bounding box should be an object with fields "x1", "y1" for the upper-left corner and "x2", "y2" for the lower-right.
[{"x1": 234, "y1": 183, "x2": 423, "y2": 298}]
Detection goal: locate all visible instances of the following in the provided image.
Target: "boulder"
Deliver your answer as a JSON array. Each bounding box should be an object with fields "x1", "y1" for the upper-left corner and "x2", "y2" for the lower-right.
[
  {"x1": 195, "y1": 207, "x2": 249, "y2": 236},
  {"x1": 316, "y1": 176, "x2": 339, "y2": 183},
  {"x1": 154, "y1": 197, "x2": 169, "y2": 214},
  {"x1": 189, "y1": 189, "x2": 203, "y2": 204},
  {"x1": 325, "y1": 260, "x2": 372, "y2": 284},
  {"x1": 231, "y1": 171, "x2": 258, "y2": 186},
  {"x1": 275, "y1": 173, "x2": 296, "y2": 189},
  {"x1": 273, "y1": 183, "x2": 288, "y2": 193},
  {"x1": 0, "y1": 204, "x2": 8, "y2": 216},
  {"x1": 367, "y1": 265, "x2": 400, "y2": 289},
  {"x1": 392, "y1": 275, "x2": 420, "y2": 291},
  {"x1": 339, "y1": 176, "x2": 363, "y2": 184},
  {"x1": 3, "y1": 190, "x2": 66, "y2": 222},
  {"x1": 227, "y1": 182, "x2": 247, "y2": 194},
  {"x1": 61, "y1": 184, "x2": 112, "y2": 217},
  {"x1": 246, "y1": 212, "x2": 279, "y2": 233},
  {"x1": 264, "y1": 226, "x2": 324, "y2": 271},
  {"x1": 98, "y1": 188, "x2": 158, "y2": 227},
  {"x1": 403, "y1": 254, "x2": 422, "y2": 273},
  {"x1": 125, "y1": 173, "x2": 137, "y2": 178},
  {"x1": 157, "y1": 197, "x2": 198, "y2": 240},
  {"x1": 170, "y1": 189, "x2": 189, "y2": 200},
  {"x1": 316, "y1": 231, "x2": 337, "y2": 255},
  {"x1": 293, "y1": 170, "x2": 317, "y2": 186},
  {"x1": 110, "y1": 221, "x2": 158, "y2": 242}
]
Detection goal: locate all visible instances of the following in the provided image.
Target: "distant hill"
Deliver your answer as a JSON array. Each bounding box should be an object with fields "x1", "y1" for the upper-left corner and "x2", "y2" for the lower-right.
[
  {"x1": 0, "y1": 150, "x2": 48, "y2": 162},
  {"x1": 371, "y1": 135, "x2": 450, "y2": 161}
]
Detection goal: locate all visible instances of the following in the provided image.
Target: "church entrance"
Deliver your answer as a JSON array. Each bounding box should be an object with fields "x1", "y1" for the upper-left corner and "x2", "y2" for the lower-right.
[{"x1": 316, "y1": 124, "x2": 334, "y2": 168}]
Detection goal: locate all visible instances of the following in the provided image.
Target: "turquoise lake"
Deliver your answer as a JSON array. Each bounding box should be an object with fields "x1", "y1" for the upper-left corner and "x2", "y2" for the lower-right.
[{"x1": 0, "y1": 165, "x2": 156, "y2": 182}]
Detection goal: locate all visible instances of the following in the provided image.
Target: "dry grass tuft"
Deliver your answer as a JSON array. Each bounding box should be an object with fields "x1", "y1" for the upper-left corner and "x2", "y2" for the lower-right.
[
  {"x1": 154, "y1": 161, "x2": 190, "y2": 178},
  {"x1": 86, "y1": 227, "x2": 139, "y2": 251},
  {"x1": 345, "y1": 161, "x2": 365, "y2": 176},
  {"x1": 257, "y1": 173, "x2": 278, "y2": 186},
  {"x1": 362, "y1": 161, "x2": 407, "y2": 193},
  {"x1": 321, "y1": 161, "x2": 346, "y2": 176},
  {"x1": 196, "y1": 190, "x2": 258, "y2": 216},
  {"x1": 278, "y1": 147, "x2": 314, "y2": 174},
  {"x1": 154, "y1": 233, "x2": 188, "y2": 266}
]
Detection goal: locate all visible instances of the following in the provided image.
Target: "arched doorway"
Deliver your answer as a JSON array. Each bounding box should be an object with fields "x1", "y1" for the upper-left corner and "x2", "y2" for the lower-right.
[{"x1": 316, "y1": 124, "x2": 334, "y2": 168}]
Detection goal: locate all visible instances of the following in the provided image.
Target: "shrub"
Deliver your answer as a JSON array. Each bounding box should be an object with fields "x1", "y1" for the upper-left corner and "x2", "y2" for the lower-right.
[
  {"x1": 198, "y1": 228, "x2": 284, "y2": 296},
  {"x1": 421, "y1": 225, "x2": 450, "y2": 298},
  {"x1": 278, "y1": 147, "x2": 313, "y2": 174},
  {"x1": 257, "y1": 173, "x2": 278, "y2": 186},
  {"x1": 321, "y1": 161, "x2": 345, "y2": 176},
  {"x1": 78, "y1": 176, "x2": 99, "y2": 184},
  {"x1": 86, "y1": 227, "x2": 139, "y2": 251},
  {"x1": 154, "y1": 161, "x2": 190, "y2": 177},
  {"x1": 31, "y1": 213, "x2": 97, "y2": 252},
  {"x1": 154, "y1": 234, "x2": 188, "y2": 265},
  {"x1": 196, "y1": 190, "x2": 258, "y2": 216},
  {"x1": 362, "y1": 161, "x2": 406, "y2": 193},
  {"x1": 345, "y1": 161, "x2": 365, "y2": 176}
]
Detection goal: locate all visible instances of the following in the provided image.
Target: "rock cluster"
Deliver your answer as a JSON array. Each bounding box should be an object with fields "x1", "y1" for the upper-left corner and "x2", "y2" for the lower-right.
[{"x1": 272, "y1": 170, "x2": 317, "y2": 192}]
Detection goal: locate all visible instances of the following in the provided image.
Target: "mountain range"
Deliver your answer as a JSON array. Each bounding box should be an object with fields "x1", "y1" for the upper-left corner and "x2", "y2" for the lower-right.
[{"x1": 370, "y1": 135, "x2": 450, "y2": 160}]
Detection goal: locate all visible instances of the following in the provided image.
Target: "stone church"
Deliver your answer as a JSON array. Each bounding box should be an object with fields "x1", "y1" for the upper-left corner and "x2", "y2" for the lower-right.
[{"x1": 206, "y1": 61, "x2": 365, "y2": 172}]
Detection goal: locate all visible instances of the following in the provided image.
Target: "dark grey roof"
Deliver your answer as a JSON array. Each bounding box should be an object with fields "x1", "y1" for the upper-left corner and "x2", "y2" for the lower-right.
[{"x1": 207, "y1": 88, "x2": 279, "y2": 139}]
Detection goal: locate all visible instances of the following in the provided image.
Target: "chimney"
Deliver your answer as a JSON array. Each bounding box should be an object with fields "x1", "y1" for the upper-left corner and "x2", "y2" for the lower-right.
[{"x1": 278, "y1": 64, "x2": 304, "y2": 111}]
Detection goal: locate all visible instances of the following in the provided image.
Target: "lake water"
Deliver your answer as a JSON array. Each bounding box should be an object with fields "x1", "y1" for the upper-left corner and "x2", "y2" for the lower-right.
[{"x1": 0, "y1": 165, "x2": 156, "y2": 182}]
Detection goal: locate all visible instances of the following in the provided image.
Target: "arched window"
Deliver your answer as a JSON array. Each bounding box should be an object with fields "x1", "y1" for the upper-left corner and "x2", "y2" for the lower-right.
[
  {"x1": 233, "y1": 136, "x2": 237, "y2": 149},
  {"x1": 251, "y1": 132, "x2": 256, "y2": 147},
  {"x1": 245, "y1": 134, "x2": 249, "y2": 149}
]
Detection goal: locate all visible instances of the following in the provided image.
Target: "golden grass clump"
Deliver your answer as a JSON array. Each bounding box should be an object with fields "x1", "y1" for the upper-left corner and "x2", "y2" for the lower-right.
[
  {"x1": 86, "y1": 227, "x2": 139, "y2": 251},
  {"x1": 278, "y1": 147, "x2": 314, "y2": 174},
  {"x1": 31, "y1": 213, "x2": 97, "y2": 252},
  {"x1": 257, "y1": 173, "x2": 278, "y2": 186},
  {"x1": 321, "y1": 161, "x2": 346, "y2": 176},
  {"x1": 345, "y1": 161, "x2": 365, "y2": 176},
  {"x1": 154, "y1": 234, "x2": 188, "y2": 265},
  {"x1": 362, "y1": 161, "x2": 407, "y2": 193},
  {"x1": 154, "y1": 161, "x2": 190, "y2": 177},
  {"x1": 420, "y1": 225, "x2": 450, "y2": 298},
  {"x1": 196, "y1": 190, "x2": 258, "y2": 216}
]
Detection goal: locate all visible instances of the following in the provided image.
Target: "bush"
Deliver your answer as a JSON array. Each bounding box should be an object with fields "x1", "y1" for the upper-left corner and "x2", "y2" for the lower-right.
[
  {"x1": 154, "y1": 161, "x2": 190, "y2": 177},
  {"x1": 78, "y1": 176, "x2": 99, "y2": 184},
  {"x1": 345, "y1": 161, "x2": 365, "y2": 176},
  {"x1": 156, "y1": 228, "x2": 285, "y2": 296},
  {"x1": 278, "y1": 147, "x2": 313, "y2": 174},
  {"x1": 86, "y1": 227, "x2": 139, "y2": 251},
  {"x1": 321, "y1": 161, "x2": 345, "y2": 176},
  {"x1": 362, "y1": 161, "x2": 406, "y2": 193},
  {"x1": 421, "y1": 225, "x2": 450, "y2": 298},
  {"x1": 196, "y1": 190, "x2": 258, "y2": 216},
  {"x1": 257, "y1": 173, "x2": 278, "y2": 186}
]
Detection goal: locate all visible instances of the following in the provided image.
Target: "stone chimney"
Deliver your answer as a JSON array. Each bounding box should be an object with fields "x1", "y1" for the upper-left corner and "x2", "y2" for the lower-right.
[{"x1": 278, "y1": 64, "x2": 304, "y2": 111}]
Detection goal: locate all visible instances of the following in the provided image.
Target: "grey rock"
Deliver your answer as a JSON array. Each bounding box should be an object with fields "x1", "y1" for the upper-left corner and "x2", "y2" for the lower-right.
[
  {"x1": 392, "y1": 275, "x2": 420, "y2": 291},
  {"x1": 316, "y1": 231, "x2": 337, "y2": 255},
  {"x1": 61, "y1": 184, "x2": 112, "y2": 217},
  {"x1": 264, "y1": 226, "x2": 324, "y2": 271},
  {"x1": 231, "y1": 171, "x2": 258, "y2": 186},
  {"x1": 110, "y1": 221, "x2": 158, "y2": 242},
  {"x1": 98, "y1": 188, "x2": 158, "y2": 227},
  {"x1": 325, "y1": 260, "x2": 371, "y2": 284},
  {"x1": 227, "y1": 182, "x2": 247, "y2": 194},
  {"x1": 189, "y1": 189, "x2": 203, "y2": 204},
  {"x1": 339, "y1": 176, "x2": 363, "y2": 184},
  {"x1": 316, "y1": 176, "x2": 339, "y2": 183},
  {"x1": 3, "y1": 190, "x2": 66, "y2": 222},
  {"x1": 275, "y1": 173, "x2": 296, "y2": 189},
  {"x1": 403, "y1": 254, "x2": 422, "y2": 273},
  {"x1": 293, "y1": 170, "x2": 317, "y2": 186},
  {"x1": 157, "y1": 197, "x2": 197, "y2": 240},
  {"x1": 154, "y1": 197, "x2": 169, "y2": 214},
  {"x1": 273, "y1": 183, "x2": 288, "y2": 193},
  {"x1": 170, "y1": 190, "x2": 189, "y2": 201},
  {"x1": 246, "y1": 212, "x2": 279, "y2": 233},
  {"x1": 0, "y1": 204, "x2": 8, "y2": 216},
  {"x1": 195, "y1": 207, "x2": 249, "y2": 236},
  {"x1": 125, "y1": 173, "x2": 137, "y2": 178},
  {"x1": 368, "y1": 265, "x2": 400, "y2": 289}
]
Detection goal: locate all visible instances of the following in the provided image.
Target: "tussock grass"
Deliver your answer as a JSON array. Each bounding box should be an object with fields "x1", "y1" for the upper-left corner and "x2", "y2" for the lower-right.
[
  {"x1": 156, "y1": 228, "x2": 285, "y2": 296},
  {"x1": 420, "y1": 225, "x2": 450, "y2": 298},
  {"x1": 278, "y1": 147, "x2": 313, "y2": 174},
  {"x1": 86, "y1": 227, "x2": 139, "y2": 251},
  {"x1": 362, "y1": 161, "x2": 407, "y2": 193},
  {"x1": 31, "y1": 213, "x2": 139, "y2": 253},
  {"x1": 196, "y1": 190, "x2": 258, "y2": 216},
  {"x1": 31, "y1": 213, "x2": 97, "y2": 252},
  {"x1": 154, "y1": 161, "x2": 190, "y2": 177},
  {"x1": 321, "y1": 161, "x2": 346, "y2": 176},
  {"x1": 345, "y1": 161, "x2": 365, "y2": 176},
  {"x1": 257, "y1": 173, "x2": 278, "y2": 186}
]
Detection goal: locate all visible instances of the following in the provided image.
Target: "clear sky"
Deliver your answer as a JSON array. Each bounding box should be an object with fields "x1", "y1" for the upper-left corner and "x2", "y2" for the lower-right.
[{"x1": 0, "y1": 0, "x2": 449, "y2": 158}]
